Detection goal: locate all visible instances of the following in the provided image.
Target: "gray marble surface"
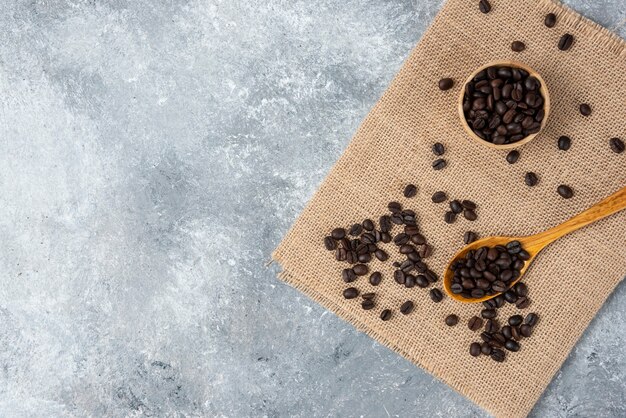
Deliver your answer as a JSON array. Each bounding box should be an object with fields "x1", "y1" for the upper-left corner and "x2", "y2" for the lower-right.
[{"x1": 0, "y1": 1, "x2": 624, "y2": 416}]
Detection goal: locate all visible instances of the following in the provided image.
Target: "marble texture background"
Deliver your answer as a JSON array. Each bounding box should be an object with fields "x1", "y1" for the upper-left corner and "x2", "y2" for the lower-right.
[{"x1": 0, "y1": 0, "x2": 624, "y2": 416}]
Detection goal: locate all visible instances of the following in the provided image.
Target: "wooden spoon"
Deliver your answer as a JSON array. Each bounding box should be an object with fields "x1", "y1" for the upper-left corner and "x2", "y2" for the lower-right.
[{"x1": 443, "y1": 186, "x2": 626, "y2": 303}]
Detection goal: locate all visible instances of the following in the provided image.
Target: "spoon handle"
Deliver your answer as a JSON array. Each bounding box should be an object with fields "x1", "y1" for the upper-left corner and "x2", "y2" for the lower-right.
[{"x1": 530, "y1": 186, "x2": 626, "y2": 248}]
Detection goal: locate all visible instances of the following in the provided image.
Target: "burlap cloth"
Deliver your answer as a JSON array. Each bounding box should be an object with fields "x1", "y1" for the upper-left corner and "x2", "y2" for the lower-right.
[{"x1": 272, "y1": 0, "x2": 626, "y2": 416}]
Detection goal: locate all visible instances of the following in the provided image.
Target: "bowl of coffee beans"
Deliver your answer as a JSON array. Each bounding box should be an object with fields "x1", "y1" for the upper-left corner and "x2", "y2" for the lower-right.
[{"x1": 458, "y1": 61, "x2": 550, "y2": 149}]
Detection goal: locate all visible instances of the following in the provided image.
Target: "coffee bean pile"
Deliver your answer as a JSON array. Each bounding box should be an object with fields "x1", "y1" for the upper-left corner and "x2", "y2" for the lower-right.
[
  {"x1": 324, "y1": 195, "x2": 446, "y2": 320},
  {"x1": 449, "y1": 241, "x2": 529, "y2": 299},
  {"x1": 462, "y1": 65, "x2": 545, "y2": 145},
  {"x1": 431, "y1": 191, "x2": 479, "y2": 224}
]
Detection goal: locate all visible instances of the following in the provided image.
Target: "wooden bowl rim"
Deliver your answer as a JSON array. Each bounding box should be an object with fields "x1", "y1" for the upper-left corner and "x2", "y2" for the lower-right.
[{"x1": 457, "y1": 60, "x2": 551, "y2": 150}]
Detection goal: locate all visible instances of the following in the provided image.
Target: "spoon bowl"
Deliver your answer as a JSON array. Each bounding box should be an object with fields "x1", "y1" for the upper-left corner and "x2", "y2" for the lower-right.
[{"x1": 443, "y1": 186, "x2": 626, "y2": 303}]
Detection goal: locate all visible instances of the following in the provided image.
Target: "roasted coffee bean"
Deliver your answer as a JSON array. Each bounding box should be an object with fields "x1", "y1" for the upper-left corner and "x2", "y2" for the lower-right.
[
  {"x1": 432, "y1": 142, "x2": 445, "y2": 155},
  {"x1": 461, "y1": 200, "x2": 477, "y2": 210},
  {"x1": 516, "y1": 296, "x2": 530, "y2": 309},
  {"x1": 362, "y1": 299, "x2": 375, "y2": 310},
  {"x1": 430, "y1": 288, "x2": 444, "y2": 303},
  {"x1": 450, "y1": 283, "x2": 463, "y2": 294},
  {"x1": 404, "y1": 275, "x2": 416, "y2": 288},
  {"x1": 504, "y1": 339, "x2": 520, "y2": 352},
  {"x1": 400, "y1": 301, "x2": 414, "y2": 315},
  {"x1": 403, "y1": 184, "x2": 418, "y2": 199},
  {"x1": 374, "y1": 249, "x2": 388, "y2": 262},
  {"x1": 491, "y1": 281, "x2": 507, "y2": 292},
  {"x1": 463, "y1": 209, "x2": 477, "y2": 221},
  {"x1": 380, "y1": 232, "x2": 392, "y2": 244},
  {"x1": 483, "y1": 299, "x2": 496, "y2": 309},
  {"x1": 558, "y1": 33, "x2": 574, "y2": 51},
  {"x1": 410, "y1": 233, "x2": 426, "y2": 245},
  {"x1": 432, "y1": 158, "x2": 447, "y2": 170},
  {"x1": 481, "y1": 309, "x2": 497, "y2": 319},
  {"x1": 485, "y1": 319, "x2": 498, "y2": 333},
  {"x1": 504, "y1": 290, "x2": 517, "y2": 303},
  {"x1": 506, "y1": 150, "x2": 520, "y2": 164},
  {"x1": 388, "y1": 201, "x2": 402, "y2": 213},
  {"x1": 362, "y1": 292, "x2": 376, "y2": 300},
  {"x1": 468, "y1": 316, "x2": 483, "y2": 331},
  {"x1": 379, "y1": 216, "x2": 392, "y2": 233},
  {"x1": 464, "y1": 231, "x2": 478, "y2": 244},
  {"x1": 506, "y1": 240, "x2": 521, "y2": 254},
  {"x1": 343, "y1": 287, "x2": 359, "y2": 299},
  {"x1": 380, "y1": 309, "x2": 392, "y2": 321},
  {"x1": 491, "y1": 348, "x2": 505, "y2": 362},
  {"x1": 478, "y1": 0, "x2": 491, "y2": 13},
  {"x1": 358, "y1": 253, "x2": 372, "y2": 263},
  {"x1": 399, "y1": 244, "x2": 415, "y2": 255},
  {"x1": 525, "y1": 172, "x2": 538, "y2": 186},
  {"x1": 511, "y1": 41, "x2": 525, "y2": 52},
  {"x1": 609, "y1": 137, "x2": 625, "y2": 153},
  {"x1": 438, "y1": 78, "x2": 454, "y2": 91},
  {"x1": 480, "y1": 332, "x2": 493, "y2": 343},
  {"x1": 335, "y1": 247, "x2": 347, "y2": 261},
  {"x1": 331, "y1": 228, "x2": 346, "y2": 240},
  {"x1": 545, "y1": 13, "x2": 556, "y2": 27},
  {"x1": 432, "y1": 191, "x2": 447, "y2": 203},
  {"x1": 445, "y1": 314, "x2": 459, "y2": 326},
  {"x1": 508, "y1": 315, "x2": 523, "y2": 326},
  {"x1": 404, "y1": 225, "x2": 419, "y2": 236},
  {"x1": 419, "y1": 245, "x2": 433, "y2": 259},
  {"x1": 520, "y1": 324, "x2": 533, "y2": 337},
  {"x1": 394, "y1": 270, "x2": 406, "y2": 285},
  {"x1": 450, "y1": 200, "x2": 463, "y2": 214},
  {"x1": 515, "y1": 282, "x2": 528, "y2": 297},
  {"x1": 342, "y1": 268, "x2": 357, "y2": 283},
  {"x1": 369, "y1": 272, "x2": 382, "y2": 286},
  {"x1": 579, "y1": 103, "x2": 591, "y2": 116},
  {"x1": 414, "y1": 275, "x2": 428, "y2": 288},
  {"x1": 502, "y1": 325, "x2": 512, "y2": 339},
  {"x1": 348, "y1": 224, "x2": 361, "y2": 236},
  {"x1": 324, "y1": 236, "x2": 336, "y2": 250},
  {"x1": 481, "y1": 342, "x2": 492, "y2": 355},
  {"x1": 470, "y1": 342, "x2": 481, "y2": 357},
  {"x1": 353, "y1": 264, "x2": 368, "y2": 276},
  {"x1": 525, "y1": 312, "x2": 539, "y2": 326},
  {"x1": 346, "y1": 250, "x2": 357, "y2": 264},
  {"x1": 444, "y1": 211, "x2": 456, "y2": 224},
  {"x1": 471, "y1": 289, "x2": 485, "y2": 298},
  {"x1": 558, "y1": 135, "x2": 571, "y2": 151},
  {"x1": 492, "y1": 332, "x2": 506, "y2": 345},
  {"x1": 362, "y1": 219, "x2": 374, "y2": 231},
  {"x1": 557, "y1": 184, "x2": 574, "y2": 199},
  {"x1": 391, "y1": 214, "x2": 403, "y2": 224},
  {"x1": 511, "y1": 325, "x2": 521, "y2": 340},
  {"x1": 494, "y1": 294, "x2": 505, "y2": 308},
  {"x1": 394, "y1": 233, "x2": 410, "y2": 245}
]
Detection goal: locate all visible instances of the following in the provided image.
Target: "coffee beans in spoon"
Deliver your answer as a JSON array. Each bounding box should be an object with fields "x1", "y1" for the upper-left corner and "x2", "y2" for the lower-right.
[{"x1": 462, "y1": 65, "x2": 545, "y2": 145}]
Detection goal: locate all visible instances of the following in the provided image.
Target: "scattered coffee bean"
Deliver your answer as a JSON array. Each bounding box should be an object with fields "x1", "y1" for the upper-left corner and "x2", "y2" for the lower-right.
[
  {"x1": 342, "y1": 268, "x2": 357, "y2": 283},
  {"x1": 516, "y1": 296, "x2": 530, "y2": 309},
  {"x1": 525, "y1": 172, "x2": 538, "y2": 186},
  {"x1": 506, "y1": 150, "x2": 520, "y2": 164},
  {"x1": 369, "y1": 272, "x2": 382, "y2": 286},
  {"x1": 462, "y1": 65, "x2": 545, "y2": 144},
  {"x1": 362, "y1": 293, "x2": 376, "y2": 300},
  {"x1": 468, "y1": 316, "x2": 483, "y2": 331},
  {"x1": 445, "y1": 314, "x2": 459, "y2": 326},
  {"x1": 481, "y1": 309, "x2": 497, "y2": 319},
  {"x1": 353, "y1": 264, "x2": 368, "y2": 276},
  {"x1": 491, "y1": 348, "x2": 505, "y2": 362},
  {"x1": 557, "y1": 184, "x2": 574, "y2": 199},
  {"x1": 545, "y1": 13, "x2": 556, "y2": 28},
  {"x1": 558, "y1": 33, "x2": 574, "y2": 50},
  {"x1": 380, "y1": 309, "x2": 392, "y2": 321},
  {"x1": 429, "y1": 288, "x2": 443, "y2": 303},
  {"x1": 388, "y1": 201, "x2": 402, "y2": 213},
  {"x1": 609, "y1": 137, "x2": 625, "y2": 153},
  {"x1": 502, "y1": 325, "x2": 512, "y2": 339},
  {"x1": 400, "y1": 301, "x2": 414, "y2": 315},
  {"x1": 464, "y1": 231, "x2": 478, "y2": 244},
  {"x1": 579, "y1": 103, "x2": 591, "y2": 116},
  {"x1": 508, "y1": 315, "x2": 523, "y2": 326},
  {"x1": 432, "y1": 142, "x2": 445, "y2": 156},
  {"x1": 450, "y1": 200, "x2": 463, "y2": 214},
  {"x1": 525, "y1": 312, "x2": 539, "y2": 327},
  {"x1": 557, "y1": 135, "x2": 571, "y2": 151},
  {"x1": 461, "y1": 200, "x2": 477, "y2": 210},
  {"x1": 470, "y1": 342, "x2": 481, "y2": 357},
  {"x1": 432, "y1": 191, "x2": 447, "y2": 203},
  {"x1": 478, "y1": 0, "x2": 491, "y2": 14},
  {"x1": 481, "y1": 342, "x2": 492, "y2": 355},
  {"x1": 520, "y1": 324, "x2": 532, "y2": 337},
  {"x1": 362, "y1": 299, "x2": 375, "y2": 310},
  {"x1": 343, "y1": 287, "x2": 359, "y2": 299},
  {"x1": 331, "y1": 228, "x2": 346, "y2": 240},
  {"x1": 362, "y1": 219, "x2": 374, "y2": 231},
  {"x1": 444, "y1": 211, "x2": 456, "y2": 224},
  {"x1": 511, "y1": 41, "x2": 525, "y2": 52},
  {"x1": 438, "y1": 78, "x2": 454, "y2": 91},
  {"x1": 403, "y1": 184, "x2": 418, "y2": 198},
  {"x1": 324, "y1": 236, "x2": 336, "y2": 251},
  {"x1": 504, "y1": 339, "x2": 520, "y2": 352},
  {"x1": 432, "y1": 158, "x2": 447, "y2": 170},
  {"x1": 510, "y1": 325, "x2": 521, "y2": 340},
  {"x1": 463, "y1": 209, "x2": 477, "y2": 221}
]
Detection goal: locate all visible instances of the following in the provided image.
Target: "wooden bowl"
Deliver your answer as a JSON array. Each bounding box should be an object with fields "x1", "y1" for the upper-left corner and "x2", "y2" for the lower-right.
[{"x1": 458, "y1": 60, "x2": 550, "y2": 150}]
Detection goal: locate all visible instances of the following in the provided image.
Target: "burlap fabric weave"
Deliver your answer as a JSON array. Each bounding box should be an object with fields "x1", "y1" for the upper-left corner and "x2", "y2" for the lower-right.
[{"x1": 272, "y1": 0, "x2": 626, "y2": 416}]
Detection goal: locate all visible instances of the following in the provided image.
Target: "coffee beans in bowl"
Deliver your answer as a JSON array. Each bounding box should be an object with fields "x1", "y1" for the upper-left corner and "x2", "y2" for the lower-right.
[{"x1": 459, "y1": 61, "x2": 550, "y2": 149}]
